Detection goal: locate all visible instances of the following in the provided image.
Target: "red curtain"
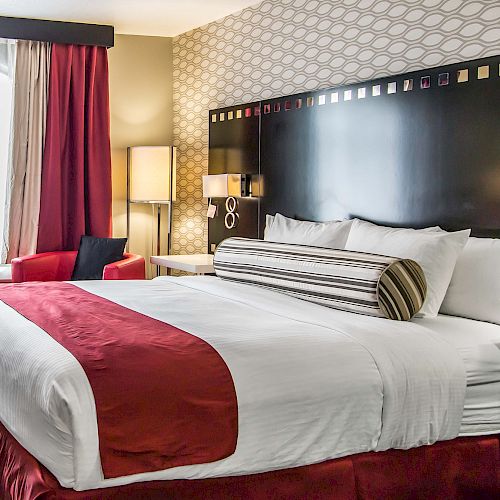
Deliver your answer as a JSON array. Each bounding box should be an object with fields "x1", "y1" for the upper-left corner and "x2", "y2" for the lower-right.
[{"x1": 36, "y1": 44, "x2": 112, "y2": 253}]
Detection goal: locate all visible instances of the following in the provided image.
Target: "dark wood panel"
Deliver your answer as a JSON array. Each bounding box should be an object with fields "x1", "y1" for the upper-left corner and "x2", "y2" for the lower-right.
[
  {"x1": 208, "y1": 56, "x2": 500, "y2": 247},
  {"x1": 259, "y1": 56, "x2": 500, "y2": 237},
  {"x1": 208, "y1": 105, "x2": 260, "y2": 251},
  {"x1": 0, "y1": 16, "x2": 114, "y2": 48}
]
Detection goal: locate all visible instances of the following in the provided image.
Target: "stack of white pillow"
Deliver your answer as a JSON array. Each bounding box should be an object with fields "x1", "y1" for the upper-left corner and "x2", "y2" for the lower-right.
[{"x1": 264, "y1": 213, "x2": 498, "y2": 324}]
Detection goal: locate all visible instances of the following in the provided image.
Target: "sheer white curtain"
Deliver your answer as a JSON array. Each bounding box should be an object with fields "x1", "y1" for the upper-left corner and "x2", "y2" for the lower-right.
[
  {"x1": 1, "y1": 40, "x2": 51, "y2": 263},
  {"x1": 0, "y1": 39, "x2": 15, "y2": 263}
]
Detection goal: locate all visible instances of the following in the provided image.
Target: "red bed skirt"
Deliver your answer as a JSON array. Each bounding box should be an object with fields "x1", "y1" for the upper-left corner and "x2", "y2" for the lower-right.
[{"x1": 1, "y1": 422, "x2": 498, "y2": 500}]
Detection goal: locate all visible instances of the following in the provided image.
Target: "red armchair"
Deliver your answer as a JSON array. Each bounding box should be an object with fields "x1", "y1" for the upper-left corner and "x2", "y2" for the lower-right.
[{"x1": 11, "y1": 251, "x2": 146, "y2": 283}]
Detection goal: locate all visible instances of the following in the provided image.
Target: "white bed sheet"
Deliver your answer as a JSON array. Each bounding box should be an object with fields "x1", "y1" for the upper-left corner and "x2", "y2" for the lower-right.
[
  {"x1": 0, "y1": 276, "x2": 471, "y2": 491},
  {"x1": 417, "y1": 314, "x2": 500, "y2": 436}
]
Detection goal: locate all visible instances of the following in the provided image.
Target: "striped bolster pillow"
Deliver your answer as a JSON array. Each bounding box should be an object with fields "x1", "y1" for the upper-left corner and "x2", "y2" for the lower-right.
[{"x1": 214, "y1": 238, "x2": 427, "y2": 321}]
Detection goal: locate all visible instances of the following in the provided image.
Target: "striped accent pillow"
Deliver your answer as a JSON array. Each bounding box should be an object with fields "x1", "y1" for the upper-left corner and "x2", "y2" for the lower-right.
[{"x1": 214, "y1": 238, "x2": 427, "y2": 321}]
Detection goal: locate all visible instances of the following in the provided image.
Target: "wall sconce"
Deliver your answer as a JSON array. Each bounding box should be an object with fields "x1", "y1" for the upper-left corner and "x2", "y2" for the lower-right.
[{"x1": 202, "y1": 173, "x2": 252, "y2": 229}]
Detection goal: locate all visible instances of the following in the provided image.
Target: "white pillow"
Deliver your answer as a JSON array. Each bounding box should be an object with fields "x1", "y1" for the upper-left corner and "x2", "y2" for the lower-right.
[
  {"x1": 264, "y1": 213, "x2": 353, "y2": 249},
  {"x1": 440, "y1": 237, "x2": 500, "y2": 324},
  {"x1": 263, "y1": 214, "x2": 275, "y2": 240},
  {"x1": 344, "y1": 219, "x2": 470, "y2": 317}
]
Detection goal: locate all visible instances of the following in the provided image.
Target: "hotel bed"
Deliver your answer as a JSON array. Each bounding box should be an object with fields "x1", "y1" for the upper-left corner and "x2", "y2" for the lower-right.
[
  {"x1": 0, "y1": 274, "x2": 499, "y2": 498},
  {"x1": 418, "y1": 314, "x2": 500, "y2": 438},
  {"x1": 2, "y1": 55, "x2": 500, "y2": 498}
]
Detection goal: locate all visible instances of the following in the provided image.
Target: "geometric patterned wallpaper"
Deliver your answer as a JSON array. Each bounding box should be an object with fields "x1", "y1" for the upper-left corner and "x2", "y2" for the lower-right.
[{"x1": 171, "y1": 0, "x2": 500, "y2": 255}]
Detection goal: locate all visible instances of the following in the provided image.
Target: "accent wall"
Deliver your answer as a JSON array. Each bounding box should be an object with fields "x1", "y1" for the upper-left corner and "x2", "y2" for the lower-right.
[{"x1": 171, "y1": 0, "x2": 500, "y2": 255}]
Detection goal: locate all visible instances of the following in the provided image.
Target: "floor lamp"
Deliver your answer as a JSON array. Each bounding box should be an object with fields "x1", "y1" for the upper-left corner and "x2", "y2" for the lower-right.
[{"x1": 127, "y1": 146, "x2": 176, "y2": 277}]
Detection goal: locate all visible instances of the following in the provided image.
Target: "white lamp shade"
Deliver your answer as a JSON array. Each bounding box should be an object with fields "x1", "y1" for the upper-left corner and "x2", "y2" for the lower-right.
[
  {"x1": 129, "y1": 146, "x2": 176, "y2": 203},
  {"x1": 202, "y1": 174, "x2": 241, "y2": 198}
]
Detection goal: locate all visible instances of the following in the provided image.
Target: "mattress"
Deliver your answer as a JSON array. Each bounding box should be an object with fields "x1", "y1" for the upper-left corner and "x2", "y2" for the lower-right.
[
  {"x1": 417, "y1": 314, "x2": 500, "y2": 436},
  {"x1": 0, "y1": 275, "x2": 495, "y2": 492}
]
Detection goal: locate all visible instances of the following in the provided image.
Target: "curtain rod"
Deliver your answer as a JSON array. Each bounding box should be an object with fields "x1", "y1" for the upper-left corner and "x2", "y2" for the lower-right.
[{"x1": 0, "y1": 16, "x2": 114, "y2": 48}]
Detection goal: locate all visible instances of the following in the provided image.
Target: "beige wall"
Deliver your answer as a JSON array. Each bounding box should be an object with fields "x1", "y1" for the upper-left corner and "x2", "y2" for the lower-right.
[{"x1": 108, "y1": 34, "x2": 173, "y2": 277}]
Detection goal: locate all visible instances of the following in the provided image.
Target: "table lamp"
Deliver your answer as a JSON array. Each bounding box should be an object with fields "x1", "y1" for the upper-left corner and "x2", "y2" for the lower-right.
[{"x1": 202, "y1": 174, "x2": 245, "y2": 229}]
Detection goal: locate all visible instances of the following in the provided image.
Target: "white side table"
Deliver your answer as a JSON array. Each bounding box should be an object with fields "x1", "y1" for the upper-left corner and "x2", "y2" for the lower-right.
[{"x1": 150, "y1": 254, "x2": 214, "y2": 275}]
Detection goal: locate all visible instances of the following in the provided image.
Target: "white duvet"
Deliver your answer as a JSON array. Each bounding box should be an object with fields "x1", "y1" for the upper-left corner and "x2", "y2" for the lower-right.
[{"x1": 0, "y1": 276, "x2": 466, "y2": 491}]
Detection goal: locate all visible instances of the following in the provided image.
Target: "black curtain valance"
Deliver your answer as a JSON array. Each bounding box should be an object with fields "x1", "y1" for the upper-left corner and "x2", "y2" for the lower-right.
[{"x1": 0, "y1": 16, "x2": 114, "y2": 48}]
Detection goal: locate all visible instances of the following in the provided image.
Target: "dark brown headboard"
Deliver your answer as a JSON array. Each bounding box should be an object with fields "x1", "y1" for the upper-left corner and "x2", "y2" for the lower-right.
[{"x1": 208, "y1": 55, "x2": 500, "y2": 250}]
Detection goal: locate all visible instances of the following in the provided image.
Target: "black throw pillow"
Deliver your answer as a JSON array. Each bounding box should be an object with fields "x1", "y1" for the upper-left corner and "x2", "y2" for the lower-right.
[{"x1": 71, "y1": 236, "x2": 127, "y2": 281}]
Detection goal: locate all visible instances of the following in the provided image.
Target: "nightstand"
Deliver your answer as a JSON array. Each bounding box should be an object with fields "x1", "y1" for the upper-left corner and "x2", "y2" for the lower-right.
[{"x1": 150, "y1": 254, "x2": 214, "y2": 275}]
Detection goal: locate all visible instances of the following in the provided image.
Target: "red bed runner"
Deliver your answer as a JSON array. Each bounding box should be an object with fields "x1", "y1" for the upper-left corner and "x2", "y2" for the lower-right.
[{"x1": 0, "y1": 282, "x2": 238, "y2": 479}]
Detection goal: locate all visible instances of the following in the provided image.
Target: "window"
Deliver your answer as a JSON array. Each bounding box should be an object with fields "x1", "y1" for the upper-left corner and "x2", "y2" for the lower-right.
[{"x1": 0, "y1": 40, "x2": 14, "y2": 260}]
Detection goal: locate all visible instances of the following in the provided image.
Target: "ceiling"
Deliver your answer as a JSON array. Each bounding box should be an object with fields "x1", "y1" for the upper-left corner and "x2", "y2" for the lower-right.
[{"x1": 0, "y1": 0, "x2": 262, "y2": 37}]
